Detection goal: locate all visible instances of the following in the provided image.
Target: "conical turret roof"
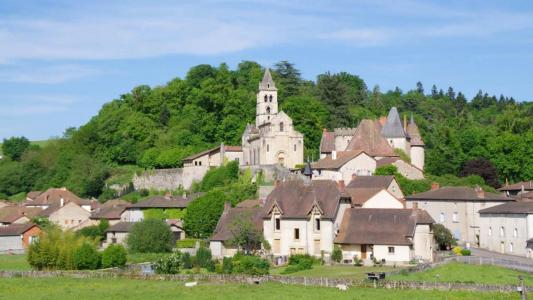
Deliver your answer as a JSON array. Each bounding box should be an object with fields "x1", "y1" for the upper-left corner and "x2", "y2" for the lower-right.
[
  {"x1": 381, "y1": 107, "x2": 406, "y2": 138},
  {"x1": 406, "y1": 114, "x2": 424, "y2": 146},
  {"x1": 259, "y1": 68, "x2": 277, "y2": 91}
]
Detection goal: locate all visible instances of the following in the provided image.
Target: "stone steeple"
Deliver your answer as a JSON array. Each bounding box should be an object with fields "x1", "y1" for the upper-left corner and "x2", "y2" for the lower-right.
[{"x1": 259, "y1": 68, "x2": 277, "y2": 91}]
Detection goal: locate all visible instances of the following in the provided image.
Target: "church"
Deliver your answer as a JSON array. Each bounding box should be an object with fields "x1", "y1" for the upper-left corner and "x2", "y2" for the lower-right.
[{"x1": 241, "y1": 69, "x2": 304, "y2": 168}]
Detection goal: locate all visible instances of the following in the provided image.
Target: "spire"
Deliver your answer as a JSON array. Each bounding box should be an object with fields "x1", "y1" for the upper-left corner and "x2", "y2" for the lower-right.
[
  {"x1": 259, "y1": 68, "x2": 277, "y2": 91},
  {"x1": 406, "y1": 113, "x2": 425, "y2": 146},
  {"x1": 381, "y1": 107, "x2": 406, "y2": 138}
]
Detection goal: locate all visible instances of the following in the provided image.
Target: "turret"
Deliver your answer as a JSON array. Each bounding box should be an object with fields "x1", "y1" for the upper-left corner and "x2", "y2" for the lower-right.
[
  {"x1": 256, "y1": 68, "x2": 278, "y2": 126},
  {"x1": 381, "y1": 107, "x2": 408, "y2": 152},
  {"x1": 406, "y1": 113, "x2": 425, "y2": 170}
]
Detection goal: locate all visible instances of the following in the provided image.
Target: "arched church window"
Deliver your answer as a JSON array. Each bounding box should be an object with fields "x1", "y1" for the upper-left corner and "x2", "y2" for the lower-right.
[
  {"x1": 264, "y1": 95, "x2": 268, "y2": 102},
  {"x1": 280, "y1": 122, "x2": 284, "y2": 132},
  {"x1": 269, "y1": 95, "x2": 273, "y2": 102},
  {"x1": 266, "y1": 107, "x2": 271, "y2": 114}
]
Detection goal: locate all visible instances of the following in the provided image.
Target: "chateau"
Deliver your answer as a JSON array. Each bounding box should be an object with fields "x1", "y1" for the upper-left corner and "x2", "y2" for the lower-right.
[{"x1": 241, "y1": 69, "x2": 304, "y2": 168}]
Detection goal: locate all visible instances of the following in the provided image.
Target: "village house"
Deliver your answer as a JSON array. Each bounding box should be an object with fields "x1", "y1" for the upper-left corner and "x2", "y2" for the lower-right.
[
  {"x1": 345, "y1": 175, "x2": 404, "y2": 201},
  {"x1": 120, "y1": 194, "x2": 191, "y2": 223},
  {"x1": 498, "y1": 181, "x2": 533, "y2": 196},
  {"x1": 335, "y1": 208, "x2": 434, "y2": 264},
  {"x1": 0, "y1": 206, "x2": 42, "y2": 226},
  {"x1": 210, "y1": 202, "x2": 263, "y2": 258},
  {"x1": 37, "y1": 201, "x2": 92, "y2": 230},
  {"x1": 0, "y1": 223, "x2": 41, "y2": 254},
  {"x1": 24, "y1": 187, "x2": 92, "y2": 212},
  {"x1": 317, "y1": 110, "x2": 424, "y2": 180},
  {"x1": 90, "y1": 200, "x2": 130, "y2": 226},
  {"x1": 479, "y1": 199, "x2": 533, "y2": 257},
  {"x1": 405, "y1": 184, "x2": 514, "y2": 245},
  {"x1": 103, "y1": 220, "x2": 183, "y2": 248}
]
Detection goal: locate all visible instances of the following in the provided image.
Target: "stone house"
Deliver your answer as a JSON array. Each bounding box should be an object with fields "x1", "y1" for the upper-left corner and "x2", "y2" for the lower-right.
[
  {"x1": 0, "y1": 206, "x2": 42, "y2": 226},
  {"x1": 0, "y1": 223, "x2": 41, "y2": 254},
  {"x1": 241, "y1": 69, "x2": 304, "y2": 169},
  {"x1": 479, "y1": 201, "x2": 533, "y2": 257},
  {"x1": 262, "y1": 180, "x2": 351, "y2": 258},
  {"x1": 103, "y1": 222, "x2": 134, "y2": 247},
  {"x1": 24, "y1": 187, "x2": 92, "y2": 212},
  {"x1": 335, "y1": 208, "x2": 434, "y2": 263},
  {"x1": 37, "y1": 202, "x2": 91, "y2": 230},
  {"x1": 405, "y1": 184, "x2": 514, "y2": 245},
  {"x1": 345, "y1": 175, "x2": 404, "y2": 200},
  {"x1": 318, "y1": 115, "x2": 424, "y2": 180},
  {"x1": 210, "y1": 203, "x2": 263, "y2": 258},
  {"x1": 90, "y1": 200, "x2": 130, "y2": 226}
]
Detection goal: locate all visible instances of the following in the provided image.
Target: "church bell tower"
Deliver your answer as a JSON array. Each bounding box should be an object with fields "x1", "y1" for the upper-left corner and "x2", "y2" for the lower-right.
[{"x1": 256, "y1": 68, "x2": 278, "y2": 126}]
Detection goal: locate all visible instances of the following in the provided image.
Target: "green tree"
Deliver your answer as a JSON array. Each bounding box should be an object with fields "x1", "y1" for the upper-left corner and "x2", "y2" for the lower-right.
[
  {"x1": 101, "y1": 244, "x2": 127, "y2": 268},
  {"x1": 127, "y1": 219, "x2": 173, "y2": 253},
  {"x1": 2, "y1": 136, "x2": 31, "y2": 161}
]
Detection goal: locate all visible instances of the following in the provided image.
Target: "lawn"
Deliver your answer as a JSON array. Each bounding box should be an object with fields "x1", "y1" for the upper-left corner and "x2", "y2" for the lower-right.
[
  {"x1": 389, "y1": 262, "x2": 533, "y2": 285},
  {"x1": 271, "y1": 264, "x2": 400, "y2": 281},
  {"x1": 0, "y1": 277, "x2": 517, "y2": 300},
  {"x1": 0, "y1": 255, "x2": 31, "y2": 271}
]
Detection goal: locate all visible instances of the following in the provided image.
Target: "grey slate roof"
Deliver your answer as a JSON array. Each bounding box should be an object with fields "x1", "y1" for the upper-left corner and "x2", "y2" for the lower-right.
[
  {"x1": 130, "y1": 195, "x2": 191, "y2": 209},
  {"x1": 406, "y1": 186, "x2": 513, "y2": 202},
  {"x1": 479, "y1": 202, "x2": 533, "y2": 215},
  {"x1": 406, "y1": 115, "x2": 424, "y2": 146},
  {"x1": 498, "y1": 181, "x2": 533, "y2": 192},
  {"x1": 381, "y1": 107, "x2": 406, "y2": 138},
  {"x1": 259, "y1": 68, "x2": 277, "y2": 91},
  {"x1": 211, "y1": 207, "x2": 262, "y2": 242},
  {"x1": 106, "y1": 222, "x2": 135, "y2": 233}
]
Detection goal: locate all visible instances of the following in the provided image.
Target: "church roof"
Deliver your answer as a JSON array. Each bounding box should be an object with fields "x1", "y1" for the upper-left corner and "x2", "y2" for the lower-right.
[
  {"x1": 259, "y1": 68, "x2": 277, "y2": 91},
  {"x1": 382, "y1": 107, "x2": 406, "y2": 138},
  {"x1": 406, "y1": 114, "x2": 424, "y2": 146},
  {"x1": 345, "y1": 119, "x2": 397, "y2": 157}
]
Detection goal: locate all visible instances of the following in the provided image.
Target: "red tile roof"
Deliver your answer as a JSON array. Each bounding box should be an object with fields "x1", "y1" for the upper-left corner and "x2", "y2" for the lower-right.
[{"x1": 345, "y1": 119, "x2": 397, "y2": 157}]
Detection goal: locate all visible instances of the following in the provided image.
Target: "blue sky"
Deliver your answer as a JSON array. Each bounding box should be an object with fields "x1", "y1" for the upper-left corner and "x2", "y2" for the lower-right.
[{"x1": 1, "y1": 0, "x2": 532, "y2": 140}]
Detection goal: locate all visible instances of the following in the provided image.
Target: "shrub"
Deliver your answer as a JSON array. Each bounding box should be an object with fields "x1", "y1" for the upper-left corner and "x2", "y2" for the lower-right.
[
  {"x1": 353, "y1": 255, "x2": 363, "y2": 267},
  {"x1": 28, "y1": 228, "x2": 90, "y2": 270},
  {"x1": 74, "y1": 243, "x2": 101, "y2": 270},
  {"x1": 232, "y1": 255, "x2": 269, "y2": 275},
  {"x1": 195, "y1": 246, "x2": 212, "y2": 268},
  {"x1": 222, "y1": 257, "x2": 233, "y2": 274},
  {"x1": 127, "y1": 219, "x2": 173, "y2": 253},
  {"x1": 288, "y1": 254, "x2": 314, "y2": 269},
  {"x1": 452, "y1": 246, "x2": 463, "y2": 256},
  {"x1": 434, "y1": 224, "x2": 455, "y2": 250},
  {"x1": 153, "y1": 252, "x2": 182, "y2": 274},
  {"x1": 461, "y1": 249, "x2": 471, "y2": 256},
  {"x1": 101, "y1": 244, "x2": 127, "y2": 268},
  {"x1": 332, "y1": 245, "x2": 342, "y2": 263},
  {"x1": 181, "y1": 252, "x2": 193, "y2": 269}
]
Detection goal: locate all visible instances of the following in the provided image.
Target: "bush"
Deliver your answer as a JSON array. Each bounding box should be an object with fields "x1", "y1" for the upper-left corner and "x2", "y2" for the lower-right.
[
  {"x1": 181, "y1": 252, "x2": 193, "y2": 269},
  {"x1": 434, "y1": 224, "x2": 455, "y2": 250},
  {"x1": 127, "y1": 219, "x2": 173, "y2": 253},
  {"x1": 222, "y1": 257, "x2": 233, "y2": 274},
  {"x1": 332, "y1": 245, "x2": 342, "y2": 263},
  {"x1": 153, "y1": 252, "x2": 182, "y2": 274},
  {"x1": 195, "y1": 246, "x2": 212, "y2": 268},
  {"x1": 353, "y1": 255, "x2": 363, "y2": 267},
  {"x1": 101, "y1": 244, "x2": 127, "y2": 268},
  {"x1": 281, "y1": 254, "x2": 315, "y2": 274},
  {"x1": 460, "y1": 249, "x2": 471, "y2": 256},
  {"x1": 74, "y1": 243, "x2": 101, "y2": 270},
  {"x1": 77, "y1": 220, "x2": 109, "y2": 241},
  {"x1": 232, "y1": 255, "x2": 269, "y2": 275},
  {"x1": 452, "y1": 246, "x2": 463, "y2": 256}
]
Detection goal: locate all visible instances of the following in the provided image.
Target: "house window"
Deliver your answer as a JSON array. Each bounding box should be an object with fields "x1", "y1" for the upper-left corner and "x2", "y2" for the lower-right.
[
  {"x1": 194, "y1": 161, "x2": 198, "y2": 166},
  {"x1": 439, "y1": 213, "x2": 445, "y2": 223},
  {"x1": 452, "y1": 212, "x2": 458, "y2": 222},
  {"x1": 294, "y1": 228, "x2": 300, "y2": 240},
  {"x1": 388, "y1": 247, "x2": 395, "y2": 254},
  {"x1": 510, "y1": 243, "x2": 514, "y2": 253},
  {"x1": 488, "y1": 227, "x2": 492, "y2": 236},
  {"x1": 111, "y1": 238, "x2": 117, "y2": 244},
  {"x1": 514, "y1": 228, "x2": 518, "y2": 238},
  {"x1": 275, "y1": 217, "x2": 280, "y2": 231},
  {"x1": 500, "y1": 226, "x2": 505, "y2": 237},
  {"x1": 315, "y1": 218, "x2": 321, "y2": 231},
  {"x1": 280, "y1": 122, "x2": 284, "y2": 132},
  {"x1": 199, "y1": 161, "x2": 202, "y2": 166}
]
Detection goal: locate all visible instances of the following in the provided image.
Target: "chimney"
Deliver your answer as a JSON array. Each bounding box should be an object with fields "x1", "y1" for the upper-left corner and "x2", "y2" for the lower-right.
[
  {"x1": 332, "y1": 151, "x2": 337, "y2": 160},
  {"x1": 60, "y1": 197, "x2": 64, "y2": 207},
  {"x1": 337, "y1": 180, "x2": 345, "y2": 192},
  {"x1": 475, "y1": 185, "x2": 485, "y2": 199},
  {"x1": 60, "y1": 187, "x2": 67, "y2": 191},
  {"x1": 379, "y1": 116, "x2": 387, "y2": 126},
  {"x1": 431, "y1": 182, "x2": 440, "y2": 190}
]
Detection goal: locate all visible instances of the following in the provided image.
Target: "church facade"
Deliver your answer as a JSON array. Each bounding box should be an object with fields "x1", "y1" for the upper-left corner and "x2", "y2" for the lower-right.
[{"x1": 241, "y1": 69, "x2": 304, "y2": 169}]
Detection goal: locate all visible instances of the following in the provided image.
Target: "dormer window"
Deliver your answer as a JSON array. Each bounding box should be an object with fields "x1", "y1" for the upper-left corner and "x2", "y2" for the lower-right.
[
  {"x1": 275, "y1": 217, "x2": 280, "y2": 231},
  {"x1": 315, "y1": 218, "x2": 321, "y2": 231}
]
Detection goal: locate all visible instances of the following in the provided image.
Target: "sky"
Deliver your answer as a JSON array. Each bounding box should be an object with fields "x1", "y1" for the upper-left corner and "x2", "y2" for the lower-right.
[{"x1": 1, "y1": 0, "x2": 532, "y2": 141}]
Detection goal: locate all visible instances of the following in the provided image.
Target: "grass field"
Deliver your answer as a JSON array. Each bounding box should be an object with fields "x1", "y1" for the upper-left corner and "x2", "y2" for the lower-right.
[
  {"x1": 0, "y1": 255, "x2": 31, "y2": 271},
  {"x1": 271, "y1": 264, "x2": 399, "y2": 281},
  {"x1": 0, "y1": 277, "x2": 518, "y2": 300},
  {"x1": 389, "y1": 262, "x2": 533, "y2": 285}
]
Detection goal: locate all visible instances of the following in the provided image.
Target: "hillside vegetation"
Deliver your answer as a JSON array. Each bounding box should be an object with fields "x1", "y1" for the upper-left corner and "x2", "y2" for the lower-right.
[{"x1": 0, "y1": 61, "x2": 531, "y2": 199}]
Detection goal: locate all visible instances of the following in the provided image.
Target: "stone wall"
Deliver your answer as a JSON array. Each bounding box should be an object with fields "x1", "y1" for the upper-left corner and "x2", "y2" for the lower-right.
[{"x1": 132, "y1": 168, "x2": 184, "y2": 191}]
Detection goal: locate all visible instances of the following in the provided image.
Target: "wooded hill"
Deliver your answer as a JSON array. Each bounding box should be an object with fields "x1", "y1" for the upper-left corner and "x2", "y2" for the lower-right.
[{"x1": 1, "y1": 61, "x2": 531, "y2": 199}]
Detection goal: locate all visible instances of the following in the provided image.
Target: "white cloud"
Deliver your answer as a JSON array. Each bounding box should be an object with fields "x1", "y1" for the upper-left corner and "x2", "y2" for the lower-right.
[
  {"x1": 0, "y1": 94, "x2": 80, "y2": 117},
  {"x1": 0, "y1": 64, "x2": 100, "y2": 84}
]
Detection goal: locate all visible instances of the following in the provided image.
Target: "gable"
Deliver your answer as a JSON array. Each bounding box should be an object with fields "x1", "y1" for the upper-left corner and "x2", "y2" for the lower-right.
[
  {"x1": 362, "y1": 190, "x2": 404, "y2": 209},
  {"x1": 50, "y1": 202, "x2": 91, "y2": 219}
]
